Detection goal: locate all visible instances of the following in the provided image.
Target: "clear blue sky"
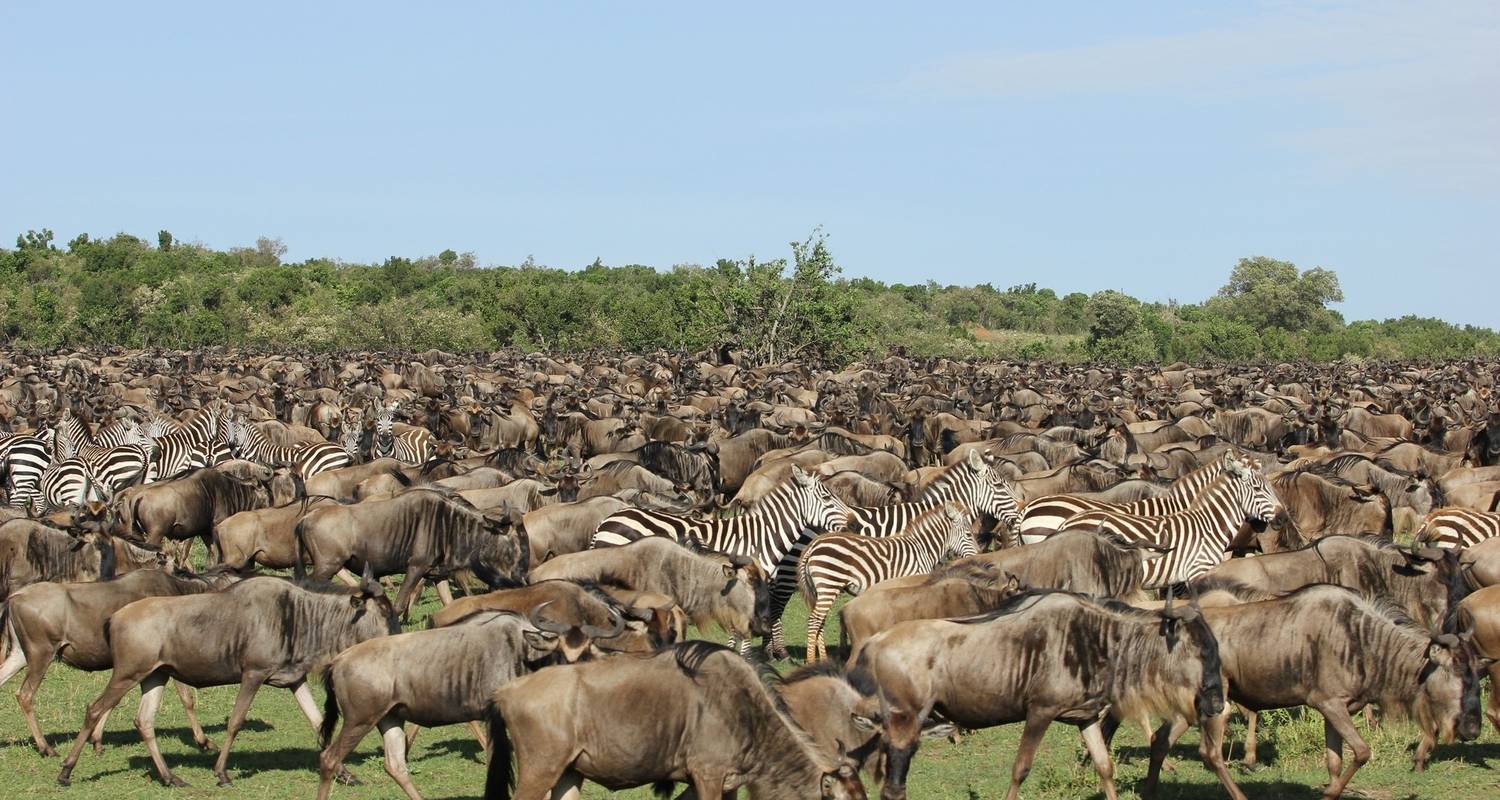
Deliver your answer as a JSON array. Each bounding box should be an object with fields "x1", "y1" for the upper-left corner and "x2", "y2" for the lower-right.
[{"x1": 3, "y1": 1, "x2": 1495, "y2": 326}]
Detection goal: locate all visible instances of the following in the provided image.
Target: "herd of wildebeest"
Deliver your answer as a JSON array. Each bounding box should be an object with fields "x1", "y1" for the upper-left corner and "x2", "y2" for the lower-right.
[{"x1": 4, "y1": 347, "x2": 1500, "y2": 800}]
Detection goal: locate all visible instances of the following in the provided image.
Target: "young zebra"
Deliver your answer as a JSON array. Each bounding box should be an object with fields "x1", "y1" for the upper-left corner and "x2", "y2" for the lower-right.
[
  {"x1": 374, "y1": 406, "x2": 435, "y2": 466},
  {"x1": 1415, "y1": 507, "x2": 1500, "y2": 549},
  {"x1": 846, "y1": 448, "x2": 1023, "y2": 540},
  {"x1": 798, "y1": 501, "x2": 976, "y2": 661},
  {"x1": 591, "y1": 465, "x2": 852, "y2": 659},
  {"x1": 225, "y1": 416, "x2": 351, "y2": 479},
  {"x1": 1017, "y1": 456, "x2": 1230, "y2": 542},
  {"x1": 1060, "y1": 455, "x2": 1283, "y2": 588},
  {"x1": 2, "y1": 430, "x2": 54, "y2": 508}
]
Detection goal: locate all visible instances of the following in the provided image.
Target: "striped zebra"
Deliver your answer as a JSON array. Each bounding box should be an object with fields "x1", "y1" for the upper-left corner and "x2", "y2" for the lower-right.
[
  {"x1": 225, "y1": 416, "x2": 352, "y2": 479},
  {"x1": 144, "y1": 407, "x2": 230, "y2": 480},
  {"x1": 374, "y1": 406, "x2": 435, "y2": 465},
  {"x1": 1059, "y1": 456, "x2": 1283, "y2": 588},
  {"x1": 590, "y1": 465, "x2": 852, "y2": 659},
  {"x1": 30, "y1": 456, "x2": 112, "y2": 514},
  {"x1": 1415, "y1": 508, "x2": 1500, "y2": 549},
  {"x1": 797, "y1": 501, "x2": 976, "y2": 661},
  {"x1": 54, "y1": 418, "x2": 155, "y2": 492},
  {"x1": 846, "y1": 448, "x2": 1024, "y2": 539},
  {"x1": 1017, "y1": 456, "x2": 1230, "y2": 543},
  {"x1": 1, "y1": 429, "x2": 53, "y2": 508}
]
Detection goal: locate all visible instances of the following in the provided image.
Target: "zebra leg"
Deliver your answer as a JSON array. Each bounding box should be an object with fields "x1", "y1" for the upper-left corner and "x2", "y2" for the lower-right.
[
  {"x1": 805, "y1": 591, "x2": 833, "y2": 663},
  {"x1": 765, "y1": 584, "x2": 794, "y2": 661}
]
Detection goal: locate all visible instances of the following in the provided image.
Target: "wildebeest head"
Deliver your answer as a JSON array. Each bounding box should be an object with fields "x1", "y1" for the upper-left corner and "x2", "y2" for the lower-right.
[
  {"x1": 521, "y1": 601, "x2": 627, "y2": 664},
  {"x1": 788, "y1": 466, "x2": 853, "y2": 532},
  {"x1": 707, "y1": 551, "x2": 772, "y2": 637},
  {"x1": 1416, "y1": 632, "x2": 1493, "y2": 745},
  {"x1": 469, "y1": 511, "x2": 531, "y2": 588},
  {"x1": 349, "y1": 565, "x2": 401, "y2": 637},
  {"x1": 1160, "y1": 592, "x2": 1226, "y2": 720},
  {"x1": 1396, "y1": 546, "x2": 1470, "y2": 633}
]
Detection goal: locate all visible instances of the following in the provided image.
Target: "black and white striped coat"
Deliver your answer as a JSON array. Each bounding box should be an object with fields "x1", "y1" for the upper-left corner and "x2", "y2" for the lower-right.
[
  {"x1": 797, "y1": 501, "x2": 976, "y2": 661},
  {"x1": 846, "y1": 448, "x2": 1023, "y2": 538},
  {"x1": 374, "y1": 408, "x2": 435, "y2": 466},
  {"x1": 1058, "y1": 455, "x2": 1283, "y2": 588},
  {"x1": 1415, "y1": 507, "x2": 1500, "y2": 549},
  {"x1": 590, "y1": 465, "x2": 852, "y2": 658},
  {"x1": 144, "y1": 407, "x2": 230, "y2": 481},
  {"x1": 2, "y1": 430, "x2": 53, "y2": 508},
  {"x1": 1017, "y1": 457, "x2": 1228, "y2": 542},
  {"x1": 226, "y1": 417, "x2": 352, "y2": 479}
]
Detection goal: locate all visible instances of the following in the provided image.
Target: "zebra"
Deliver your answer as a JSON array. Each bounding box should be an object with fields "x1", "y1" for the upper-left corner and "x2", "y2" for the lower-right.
[
  {"x1": 144, "y1": 407, "x2": 230, "y2": 481},
  {"x1": 374, "y1": 406, "x2": 435, "y2": 466},
  {"x1": 1, "y1": 430, "x2": 53, "y2": 508},
  {"x1": 30, "y1": 457, "x2": 112, "y2": 514},
  {"x1": 1017, "y1": 456, "x2": 1231, "y2": 543},
  {"x1": 1415, "y1": 507, "x2": 1500, "y2": 549},
  {"x1": 846, "y1": 448, "x2": 1023, "y2": 540},
  {"x1": 1058, "y1": 454, "x2": 1283, "y2": 588},
  {"x1": 224, "y1": 416, "x2": 351, "y2": 479},
  {"x1": 797, "y1": 501, "x2": 976, "y2": 661},
  {"x1": 590, "y1": 465, "x2": 852, "y2": 659}
]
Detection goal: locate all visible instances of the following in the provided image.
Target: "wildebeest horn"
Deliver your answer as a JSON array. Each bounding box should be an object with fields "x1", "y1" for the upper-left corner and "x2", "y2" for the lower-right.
[
  {"x1": 1404, "y1": 546, "x2": 1446, "y2": 563},
  {"x1": 725, "y1": 553, "x2": 755, "y2": 569},
  {"x1": 359, "y1": 563, "x2": 381, "y2": 597},
  {"x1": 580, "y1": 607, "x2": 627, "y2": 639},
  {"x1": 526, "y1": 601, "x2": 572, "y2": 636},
  {"x1": 1433, "y1": 633, "x2": 1460, "y2": 649}
]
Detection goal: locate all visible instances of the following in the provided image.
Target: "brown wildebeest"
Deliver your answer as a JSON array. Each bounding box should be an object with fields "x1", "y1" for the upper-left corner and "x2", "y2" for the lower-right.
[
  {"x1": 1460, "y1": 536, "x2": 1500, "y2": 587},
  {"x1": 483, "y1": 641, "x2": 866, "y2": 800},
  {"x1": 1144, "y1": 585, "x2": 1489, "y2": 800},
  {"x1": 0, "y1": 565, "x2": 243, "y2": 754},
  {"x1": 315, "y1": 605, "x2": 624, "y2": 800},
  {"x1": 0, "y1": 518, "x2": 164, "y2": 599},
  {"x1": 1270, "y1": 469, "x2": 1392, "y2": 537},
  {"x1": 113, "y1": 462, "x2": 283, "y2": 561},
  {"x1": 294, "y1": 488, "x2": 529, "y2": 613},
  {"x1": 1457, "y1": 583, "x2": 1500, "y2": 732},
  {"x1": 1190, "y1": 534, "x2": 1470, "y2": 634},
  {"x1": 55, "y1": 572, "x2": 398, "y2": 788},
  {"x1": 529, "y1": 537, "x2": 770, "y2": 643},
  {"x1": 214, "y1": 494, "x2": 339, "y2": 569},
  {"x1": 772, "y1": 660, "x2": 885, "y2": 780},
  {"x1": 520, "y1": 496, "x2": 630, "y2": 563},
  {"x1": 856, "y1": 590, "x2": 1233, "y2": 800},
  {"x1": 426, "y1": 579, "x2": 670, "y2": 653},
  {"x1": 302, "y1": 457, "x2": 408, "y2": 500},
  {"x1": 840, "y1": 563, "x2": 1025, "y2": 662}
]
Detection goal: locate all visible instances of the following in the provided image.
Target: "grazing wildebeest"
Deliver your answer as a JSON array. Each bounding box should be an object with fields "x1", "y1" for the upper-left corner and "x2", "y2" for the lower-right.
[
  {"x1": 55, "y1": 572, "x2": 398, "y2": 788},
  {"x1": 315, "y1": 604, "x2": 624, "y2": 800},
  {"x1": 529, "y1": 537, "x2": 770, "y2": 642},
  {"x1": 1190, "y1": 534, "x2": 1469, "y2": 633},
  {"x1": 1, "y1": 518, "x2": 164, "y2": 599},
  {"x1": 483, "y1": 641, "x2": 867, "y2": 800},
  {"x1": 294, "y1": 488, "x2": 529, "y2": 612},
  {"x1": 0, "y1": 565, "x2": 243, "y2": 754},
  {"x1": 857, "y1": 590, "x2": 1233, "y2": 800},
  {"x1": 426, "y1": 579, "x2": 670, "y2": 652},
  {"x1": 114, "y1": 462, "x2": 282, "y2": 560},
  {"x1": 1149, "y1": 585, "x2": 1489, "y2": 800}
]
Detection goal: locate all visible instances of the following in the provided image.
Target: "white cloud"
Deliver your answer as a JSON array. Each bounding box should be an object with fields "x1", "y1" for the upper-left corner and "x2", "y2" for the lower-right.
[{"x1": 902, "y1": 1, "x2": 1500, "y2": 185}]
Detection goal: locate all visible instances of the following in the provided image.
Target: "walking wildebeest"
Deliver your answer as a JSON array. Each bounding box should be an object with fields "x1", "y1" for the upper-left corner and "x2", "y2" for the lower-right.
[
  {"x1": 483, "y1": 641, "x2": 867, "y2": 800},
  {"x1": 55, "y1": 572, "x2": 398, "y2": 788},
  {"x1": 856, "y1": 589, "x2": 1234, "y2": 800}
]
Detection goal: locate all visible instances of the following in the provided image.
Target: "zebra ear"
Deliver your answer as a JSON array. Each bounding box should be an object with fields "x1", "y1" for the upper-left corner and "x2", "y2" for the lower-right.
[
  {"x1": 966, "y1": 448, "x2": 984, "y2": 469},
  {"x1": 790, "y1": 465, "x2": 812, "y2": 487}
]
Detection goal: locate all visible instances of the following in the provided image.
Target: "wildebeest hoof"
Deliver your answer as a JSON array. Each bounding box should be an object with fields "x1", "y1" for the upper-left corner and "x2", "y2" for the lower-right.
[
  {"x1": 337, "y1": 769, "x2": 362, "y2": 786},
  {"x1": 38, "y1": 745, "x2": 56, "y2": 758},
  {"x1": 196, "y1": 739, "x2": 219, "y2": 753},
  {"x1": 164, "y1": 774, "x2": 188, "y2": 788},
  {"x1": 214, "y1": 774, "x2": 231, "y2": 787},
  {"x1": 56, "y1": 773, "x2": 71, "y2": 787}
]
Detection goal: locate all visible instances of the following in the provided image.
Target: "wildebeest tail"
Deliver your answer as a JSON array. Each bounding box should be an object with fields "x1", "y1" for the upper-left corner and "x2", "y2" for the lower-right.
[
  {"x1": 483, "y1": 706, "x2": 515, "y2": 800},
  {"x1": 318, "y1": 665, "x2": 339, "y2": 748},
  {"x1": 0, "y1": 601, "x2": 13, "y2": 666},
  {"x1": 293, "y1": 517, "x2": 309, "y2": 579},
  {"x1": 651, "y1": 781, "x2": 675, "y2": 798}
]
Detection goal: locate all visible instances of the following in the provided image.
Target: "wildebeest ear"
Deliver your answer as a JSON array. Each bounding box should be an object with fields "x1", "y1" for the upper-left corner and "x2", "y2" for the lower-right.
[
  {"x1": 851, "y1": 715, "x2": 878, "y2": 732},
  {"x1": 721, "y1": 563, "x2": 736, "y2": 578},
  {"x1": 921, "y1": 722, "x2": 958, "y2": 740},
  {"x1": 522, "y1": 629, "x2": 559, "y2": 651}
]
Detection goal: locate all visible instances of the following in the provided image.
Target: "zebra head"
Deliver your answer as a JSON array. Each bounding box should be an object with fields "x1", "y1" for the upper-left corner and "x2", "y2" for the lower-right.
[
  {"x1": 223, "y1": 416, "x2": 252, "y2": 455},
  {"x1": 341, "y1": 423, "x2": 364, "y2": 462},
  {"x1": 1224, "y1": 455, "x2": 1283, "y2": 523},
  {"x1": 789, "y1": 465, "x2": 853, "y2": 531},
  {"x1": 964, "y1": 447, "x2": 1024, "y2": 530},
  {"x1": 942, "y1": 501, "x2": 979, "y2": 558}
]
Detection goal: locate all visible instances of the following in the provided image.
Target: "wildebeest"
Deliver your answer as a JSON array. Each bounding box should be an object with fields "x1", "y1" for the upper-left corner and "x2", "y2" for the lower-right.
[
  {"x1": 1270, "y1": 469, "x2": 1392, "y2": 537},
  {"x1": 0, "y1": 565, "x2": 243, "y2": 755},
  {"x1": 1456, "y1": 583, "x2": 1500, "y2": 732},
  {"x1": 529, "y1": 537, "x2": 771, "y2": 642},
  {"x1": 214, "y1": 494, "x2": 339, "y2": 569},
  {"x1": 426, "y1": 579, "x2": 670, "y2": 653},
  {"x1": 113, "y1": 462, "x2": 284, "y2": 560},
  {"x1": 483, "y1": 641, "x2": 867, "y2": 800},
  {"x1": 294, "y1": 488, "x2": 529, "y2": 612},
  {"x1": 839, "y1": 563, "x2": 1025, "y2": 662},
  {"x1": 315, "y1": 604, "x2": 623, "y2": 800},
  {"x1": 55, "y1": 572, "x2": 398, "y2": 788},
  {"x1": 1, "y1": 518, "x2": 164, "y2": 600},
  {"x1": 856, "y1": 589, "x2": 1233, "y2": 800},
  {"x1": 1159, "y1": 585, "x2": 1488, "y2": 799}
]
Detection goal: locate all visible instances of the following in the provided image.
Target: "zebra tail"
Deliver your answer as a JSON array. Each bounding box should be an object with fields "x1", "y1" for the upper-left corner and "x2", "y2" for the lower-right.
[{"x1": 796, "y1": 549, "x2": 817, "y2": 605}]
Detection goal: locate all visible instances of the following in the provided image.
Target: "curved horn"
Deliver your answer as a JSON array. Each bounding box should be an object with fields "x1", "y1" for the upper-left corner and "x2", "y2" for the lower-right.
[
  {"x1": 526, "y1": 601, "x2": 571, "y2": 635},
  {"x1": 580, "y1": 607, "x2": 627, "y2": 639}
]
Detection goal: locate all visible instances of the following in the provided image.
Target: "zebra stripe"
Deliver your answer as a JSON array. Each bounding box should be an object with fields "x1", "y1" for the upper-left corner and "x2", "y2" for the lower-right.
[
  {"x1": 374, "y1": 408, "x2": 434, "y2": 466},
  {"x1": 1017, "y1": 457, "x2": 1228, "y2": 542},
  {"x1": 847, "y1": 448, "x2": 1023, "y2": 537},
  {"x1": 2, "y1": 432, "x2": 53, "y2": 508},
  {"x1": 797, "y1": 501, "x2": 976, "y2": 661},
  {"x1": 1415, "y1": 508, "x2": 1500, "y2": 549},
  {"x1": 145, "y1": 407, "x2": 229, "y2": 480},
  {"x1": 31, "y1": 457, "x2": 110, "y2": 514},
  {"x1": 590, "y1": 465, "x2": 852, "y2": 658},
  {"x1": 1058, "y1": 458, "x2": 1282, "y2": 588},
  {"x1": 228, "y1": 417, "x2": 353, "y2": 479}
]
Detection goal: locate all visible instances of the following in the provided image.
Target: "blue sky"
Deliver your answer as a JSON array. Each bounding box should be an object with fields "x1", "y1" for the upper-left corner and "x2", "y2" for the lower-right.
[{"x1": 3, "y1": 1, "x2": 1495, "y2": 325}]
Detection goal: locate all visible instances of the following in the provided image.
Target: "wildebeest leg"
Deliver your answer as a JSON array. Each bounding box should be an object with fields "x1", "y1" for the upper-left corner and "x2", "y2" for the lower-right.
[
  {"x1": 1319, "y1": 706, "x2": 1371, "y2": 799},
  {"x1": 1413, "y1": 725, "x2": 1437, "y2": 773},
  {"x1": 394, "y1": 569, "x2": 429, "y2": 620},
  {"x1": 1003, "y1": 713, "x2": 1054, "y2": 800},
  {"x1": 316, "y1": 708, "x2": 379, "y2": 800},
  {"x1": 1196, "y1": 714, "x2": 1248, "y2": 800},
  {"x1": 1141, "y1": 720, "x2": 1174, "y2": 799},
  {"x1": 1488, "y1": 660, "x2": 1500, "y2": 735},
  {"x1": 57, "y1": 666, "x2": 151, "y2": 786},
  {"x1": 135, "y1": 672, "x2": 185, "y2": 787},
  {"x1": 379, "y1": 715, "x2": 424, "y2": 800},
  {"x1": 9, "y1": 636, "x2": 56, "y2": 755},
  {"x1": 89, "y1": 708, "x2": 113, "y2": 752},
  {"x1": 293, "y1": 679, "x2": 360, "y2": 785},
  {"x1": 436, "y1": 580, "x2": 455, "y2": 606},
  {"x1": 688, "y1": 772, "x2": 726, "y2": 799},
  {"x1": 547, "y1": 770, "x2": 585, "y2": 800},
  {"x1": 1242, "y1": 708, "x2": 1260, "y2": 767},
  {"x1": 466, "y1": 719, "x2": 489, "y2": 753},
  {"x1": 173, "y1": 681, "x2": 216, "y2": 752},
  {"x1": 212, "y1": 673, "x2": 268, "y2": 787},
  {"x1": 1078, "y1": 722, "x2": 1117, "y2": 800}
]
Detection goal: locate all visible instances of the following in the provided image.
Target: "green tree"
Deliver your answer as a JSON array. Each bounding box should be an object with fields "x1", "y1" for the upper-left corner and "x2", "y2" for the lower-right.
[{"x1": 1210, "y1": 256, "x2": 1343, "y2": 332}]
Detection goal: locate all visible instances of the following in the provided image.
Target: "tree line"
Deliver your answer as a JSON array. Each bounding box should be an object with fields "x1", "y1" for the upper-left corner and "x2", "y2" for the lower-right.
[{"x1": 2, "y1": 228, "x2": 1495, "y2": 364}]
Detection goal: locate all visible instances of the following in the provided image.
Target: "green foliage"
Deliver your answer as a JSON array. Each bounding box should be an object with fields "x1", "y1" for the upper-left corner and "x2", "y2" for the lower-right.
[{"x1": 0, "y1": 230, "x2": 1494, "y2": 363}]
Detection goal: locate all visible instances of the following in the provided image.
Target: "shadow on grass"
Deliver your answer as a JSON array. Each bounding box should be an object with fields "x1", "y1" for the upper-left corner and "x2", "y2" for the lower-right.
[
  {"x1": 410, "y1": 736, "x2": 485, "y2": 763},
  {"x1": 104, "y1": 744, "x2": 323, "y2": 785},
  {"x1": 1139, "y1": 779, "x2": 1329, "y2": 800},
  {"x1": 1423, "y1": 741, "x2": 1500, "y2": 769}
]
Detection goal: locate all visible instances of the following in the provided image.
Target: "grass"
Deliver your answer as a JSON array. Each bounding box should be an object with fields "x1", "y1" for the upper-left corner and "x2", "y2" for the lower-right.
[{"x1": 2, "y1": 589, "x2": 1496, "y2": 799}]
